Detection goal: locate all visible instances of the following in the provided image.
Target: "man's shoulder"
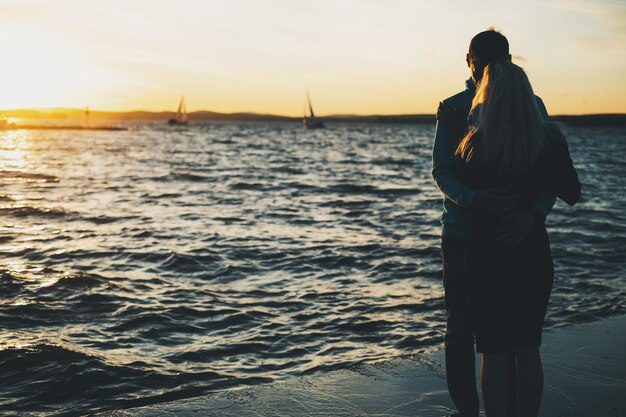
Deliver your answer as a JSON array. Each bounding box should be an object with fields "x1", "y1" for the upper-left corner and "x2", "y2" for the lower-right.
[
  {"x1": 441, "y1": 89, "x2": 469, "y2": 107},
  {"x1": 534, "y1": 95, "x2": 548, "y2": 118},
  {"x1": 534, "y1": 95, "x2": 545, "y2": 105}
]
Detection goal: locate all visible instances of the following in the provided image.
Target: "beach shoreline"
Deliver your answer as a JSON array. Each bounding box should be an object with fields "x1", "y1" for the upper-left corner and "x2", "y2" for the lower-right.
[{"x1": 99, "y1": 314, "x2": 626, "y2": 417}]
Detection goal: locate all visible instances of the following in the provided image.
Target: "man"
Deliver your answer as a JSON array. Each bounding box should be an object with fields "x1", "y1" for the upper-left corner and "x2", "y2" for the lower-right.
[{"x1": 432, "y1": 29, "x2": 555, "y2": 417}]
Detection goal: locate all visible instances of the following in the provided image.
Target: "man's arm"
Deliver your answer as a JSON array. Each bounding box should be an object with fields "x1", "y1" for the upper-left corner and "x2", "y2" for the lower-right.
[
  {"x1": 531, "y1": 193, "x2": 556, "y2": 222},
  {"x1": 431, "y1": 113, "x2": 476, "y2": 208}
]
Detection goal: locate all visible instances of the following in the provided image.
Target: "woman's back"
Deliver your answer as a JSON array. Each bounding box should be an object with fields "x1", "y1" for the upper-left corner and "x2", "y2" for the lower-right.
[{"x1": 455, "y1": 126, "x2": 556, "y2": 355}]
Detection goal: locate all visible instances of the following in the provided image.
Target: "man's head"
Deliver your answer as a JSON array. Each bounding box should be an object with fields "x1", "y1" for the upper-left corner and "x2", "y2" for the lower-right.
[{"x1": 467, "y1": 28, "x2": 511, "y2": 84}]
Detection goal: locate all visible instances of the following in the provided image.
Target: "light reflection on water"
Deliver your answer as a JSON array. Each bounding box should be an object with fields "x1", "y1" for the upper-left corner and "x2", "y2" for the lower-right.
[{"x1": 0, "y1": 130, "x2": 34, "y2": 170}]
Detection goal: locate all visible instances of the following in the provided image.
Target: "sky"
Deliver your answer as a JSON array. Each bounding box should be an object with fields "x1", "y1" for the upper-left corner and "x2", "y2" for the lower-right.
[{"x1": 0, "y1": 0, "x2": 624, "y2": 115}]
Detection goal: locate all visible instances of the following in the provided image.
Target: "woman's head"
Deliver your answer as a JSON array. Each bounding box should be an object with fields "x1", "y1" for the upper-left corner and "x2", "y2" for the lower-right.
[{"x1": 457, "y1": 61, "x2": 546, "y2": 177}]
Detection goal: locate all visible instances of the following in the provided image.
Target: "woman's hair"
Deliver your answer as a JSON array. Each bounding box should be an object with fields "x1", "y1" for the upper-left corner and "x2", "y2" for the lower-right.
[{"x1": 456, "y1": 61, "x2": 545, "y2": 177}]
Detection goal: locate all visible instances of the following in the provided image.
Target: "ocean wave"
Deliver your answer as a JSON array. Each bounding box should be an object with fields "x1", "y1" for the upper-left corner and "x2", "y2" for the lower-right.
[
  {"x1": 0, "y1": 171, "x2": 59, "y2": 182},
  {"x1": 0, "y1": 205, "x2": 70, "y2": 219},
  {"x1": 326, "y1": 183, "x2": 420, "y2": 196},
  {"x1": 150, "y1": 171, "x2": 214, "y2": 182},
  {"x1": 0, "y1": 343, "x2": 250, "y2": 416}
]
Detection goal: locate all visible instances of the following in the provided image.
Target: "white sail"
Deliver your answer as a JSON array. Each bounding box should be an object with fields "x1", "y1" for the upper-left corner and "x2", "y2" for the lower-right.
[
  {"x1": 303, "y1": 89, "x2": 324, "y2": 129},
  {"x1": 178, "y1": 96, "x2": 188, "y2": 123},
  {"x1": 169, "y1": 96, "x2": 188, "y2": 125},
  {"x1": 306, "y1": 90, "x2": 316, "y2": 118}
]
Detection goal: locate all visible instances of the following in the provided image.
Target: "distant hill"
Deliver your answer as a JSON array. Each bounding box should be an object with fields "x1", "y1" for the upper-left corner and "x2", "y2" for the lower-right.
[
  {"x1": 1, "y1": 108, "x2": 625, "y2": 127},
  {"x1": 549, "y1": 114, "x2": 626, "y2": 127},
  {"x1": 0, "y1": 108, "x2": 297, "y2": 122}
]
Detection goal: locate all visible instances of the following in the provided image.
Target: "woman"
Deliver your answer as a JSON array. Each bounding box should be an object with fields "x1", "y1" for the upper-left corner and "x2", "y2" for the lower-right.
[{"x1": 453, "y1": 61, "x2": 580, "y2": 417}]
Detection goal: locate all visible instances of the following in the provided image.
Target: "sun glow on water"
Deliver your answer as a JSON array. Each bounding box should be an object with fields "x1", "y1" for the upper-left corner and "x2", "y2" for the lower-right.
[{"x1": 0, "y1": 130, "x2": 34, "y2": 170}]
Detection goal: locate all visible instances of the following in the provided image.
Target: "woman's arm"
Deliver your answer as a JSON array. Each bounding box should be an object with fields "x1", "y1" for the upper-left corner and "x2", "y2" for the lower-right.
[{"x1": 547, "y1": 126, "x2": 581, "y2": 206}]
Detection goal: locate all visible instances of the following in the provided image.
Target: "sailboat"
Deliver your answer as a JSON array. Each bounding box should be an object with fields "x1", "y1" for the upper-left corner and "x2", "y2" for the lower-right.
[
  {"x1": 168, "y1": 96, "x2": 188, "y2": 126},
  {"x1": 303, "y1": 90, "x2": 324, "y2": 129}
]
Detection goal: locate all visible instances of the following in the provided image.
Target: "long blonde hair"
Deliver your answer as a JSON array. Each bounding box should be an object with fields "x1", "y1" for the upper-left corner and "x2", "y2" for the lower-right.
[{"x1": 456, "y1": 61, "x2": 545, "y2": 177}]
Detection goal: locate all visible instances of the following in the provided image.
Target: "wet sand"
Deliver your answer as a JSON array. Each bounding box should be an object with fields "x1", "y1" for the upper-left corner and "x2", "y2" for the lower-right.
[{"x1": 99, "y1": 314, "x2": 625, "y2": 417}]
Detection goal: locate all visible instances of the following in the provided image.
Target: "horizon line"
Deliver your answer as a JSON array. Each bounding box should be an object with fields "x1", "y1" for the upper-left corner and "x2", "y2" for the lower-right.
[{"x1": 2, "y1": 107, "x2": 625, "y2": 118}]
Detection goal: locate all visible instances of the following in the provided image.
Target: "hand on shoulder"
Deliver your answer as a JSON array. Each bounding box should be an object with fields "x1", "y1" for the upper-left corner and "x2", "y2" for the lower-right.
[{"x1": 437, "y1": 101, "x2": 466, "y2": 140}]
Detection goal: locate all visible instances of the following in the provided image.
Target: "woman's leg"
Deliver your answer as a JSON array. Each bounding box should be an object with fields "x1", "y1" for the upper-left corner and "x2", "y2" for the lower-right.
[
  {"x1": 481, "y1": 351, "x2": 510, "y2": 417},
  {"x1": 514, "y1": 347, "x2": 543, "y2": 417}
]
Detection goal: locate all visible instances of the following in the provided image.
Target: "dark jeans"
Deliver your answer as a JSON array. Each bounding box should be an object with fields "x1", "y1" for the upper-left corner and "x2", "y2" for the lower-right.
[
  {"x1": 442, "y1": 236, "x2": 517, "y2": 417},
  {"x1": 441, "y1": 236, "x2": 479, "y2": 417}
]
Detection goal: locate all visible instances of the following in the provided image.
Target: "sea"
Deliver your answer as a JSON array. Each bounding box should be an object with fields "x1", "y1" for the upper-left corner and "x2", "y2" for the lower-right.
[{"x1": 0, "y1": 123, "x2": 624, "y2": 416}]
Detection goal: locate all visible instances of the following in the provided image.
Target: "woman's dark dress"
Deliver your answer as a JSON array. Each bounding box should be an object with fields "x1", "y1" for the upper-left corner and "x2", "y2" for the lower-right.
[{"x1": 455, "y1": 124, "x2": 580, "y2": 353}]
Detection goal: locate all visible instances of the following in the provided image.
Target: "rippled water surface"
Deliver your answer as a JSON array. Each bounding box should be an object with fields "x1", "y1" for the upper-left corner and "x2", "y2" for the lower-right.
[{"x1": 0, "y1": 123, "x2": 624, "y2": 415}]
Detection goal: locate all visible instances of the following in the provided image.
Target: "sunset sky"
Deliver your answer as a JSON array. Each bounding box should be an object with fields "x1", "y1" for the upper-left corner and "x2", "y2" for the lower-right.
[{"x1": 0, "y1": 0, "x2": 624, "y2": 115}]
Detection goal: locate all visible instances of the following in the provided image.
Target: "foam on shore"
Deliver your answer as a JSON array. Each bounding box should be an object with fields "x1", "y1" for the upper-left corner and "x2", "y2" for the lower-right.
[{"x1": 100, "y1": 315, "x2": 626, "y2": 417}]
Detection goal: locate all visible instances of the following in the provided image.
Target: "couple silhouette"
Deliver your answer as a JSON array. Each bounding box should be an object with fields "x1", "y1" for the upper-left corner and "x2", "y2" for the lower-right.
[{"x1": 432, "y1": 29, "x2": 581, "y2": 417}]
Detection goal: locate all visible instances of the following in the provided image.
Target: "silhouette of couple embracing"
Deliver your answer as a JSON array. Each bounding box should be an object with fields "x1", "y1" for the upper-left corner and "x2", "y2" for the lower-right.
[{"x1": 432, "y1": 29, "x2": 580, "y2": 417}]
